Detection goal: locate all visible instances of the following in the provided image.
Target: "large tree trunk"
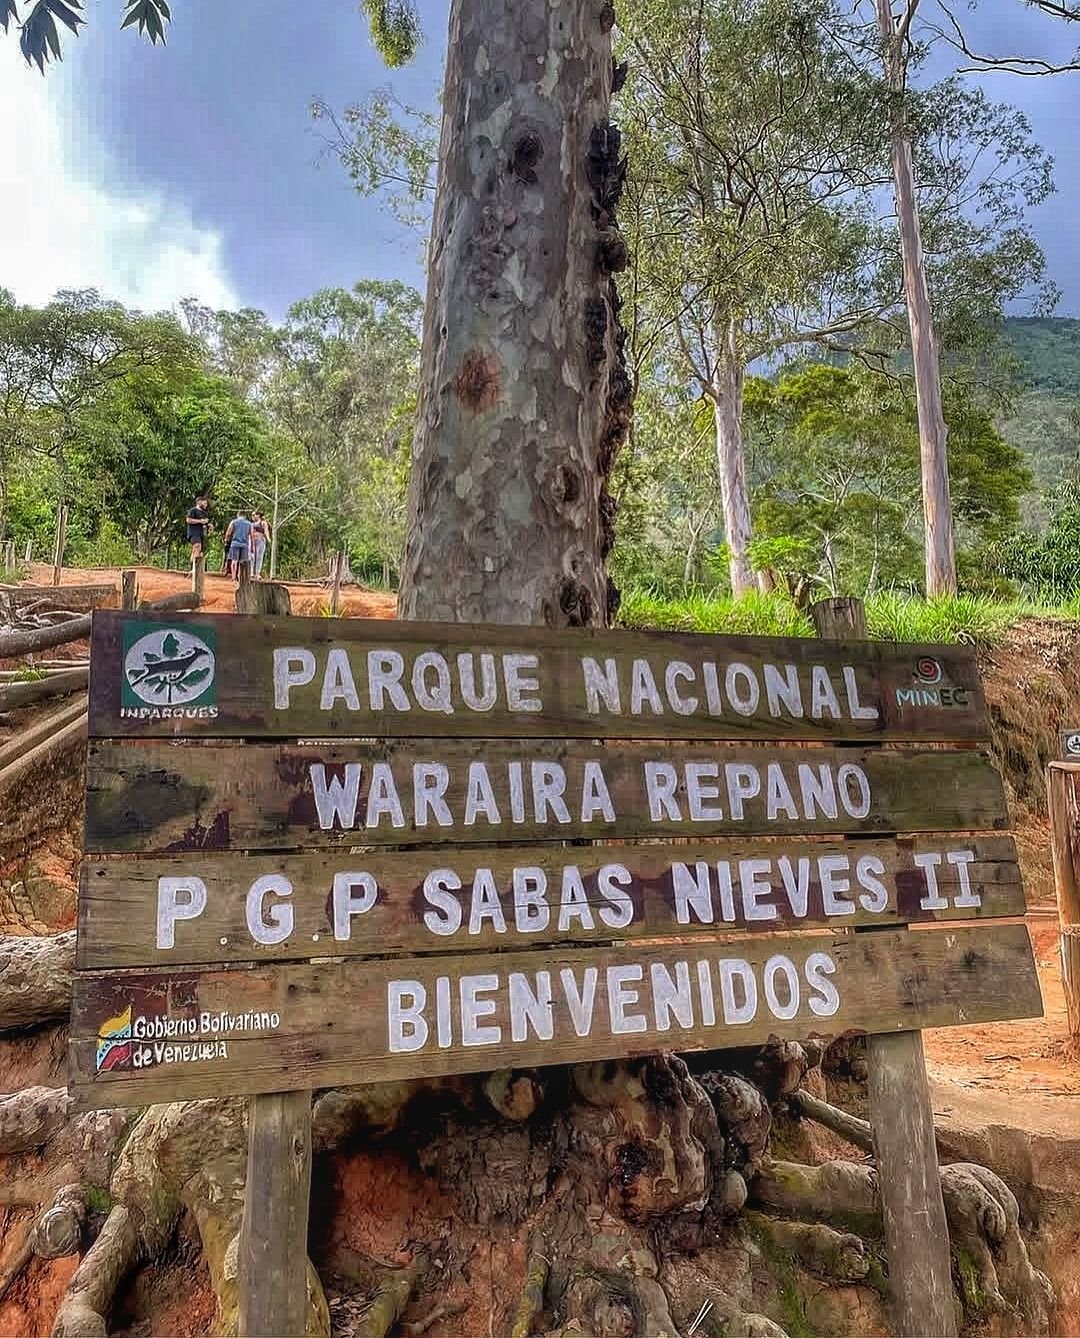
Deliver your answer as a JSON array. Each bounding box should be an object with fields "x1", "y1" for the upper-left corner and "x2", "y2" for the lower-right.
[
  {"x1": 876, "y1": 0, "x2": 957, "y2": 597},
  {"x1": 398, "y1": 0, "x2": 631, "y2": 627},
  {"x1": 709, "y1": 315, "x2": 755, "y2": 598}
]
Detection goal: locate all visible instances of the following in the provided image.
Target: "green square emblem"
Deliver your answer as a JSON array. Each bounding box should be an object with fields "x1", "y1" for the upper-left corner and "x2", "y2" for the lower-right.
[{"x1": 121, "y1": 621, "x2": 218, "y2": 712}]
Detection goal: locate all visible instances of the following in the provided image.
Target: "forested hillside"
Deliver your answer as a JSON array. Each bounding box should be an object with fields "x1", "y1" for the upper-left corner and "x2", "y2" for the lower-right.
[{"x1": 1001, "y1": 317, "x2": 1080, "y2": 528}]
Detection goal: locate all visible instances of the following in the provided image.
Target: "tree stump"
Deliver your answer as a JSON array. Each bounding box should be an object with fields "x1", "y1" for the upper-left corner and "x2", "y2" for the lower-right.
[{"x1": 236, "y1": 581, "x2": 292, "y2": 616}]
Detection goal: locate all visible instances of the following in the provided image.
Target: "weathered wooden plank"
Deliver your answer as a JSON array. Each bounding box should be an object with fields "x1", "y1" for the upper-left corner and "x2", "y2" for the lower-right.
[
  {"x1": 83, "y1": 739, "x2": 1009, "y2": 853},
  {"x1": 0, "y1": 583, "x2": 118, "y2": 612},
  {"x1": 0, "y1": 666, "x2": 90, "y2": 711},
  {"x1": 86, "y1": 611, "x2": 989, "y2": 742},
  {"x1": 76, "y1": 835, "x2": 1024, "y2": 969},
  {"x1": 68, "y1": 923, "x2": 1041, "y2": 1108}
]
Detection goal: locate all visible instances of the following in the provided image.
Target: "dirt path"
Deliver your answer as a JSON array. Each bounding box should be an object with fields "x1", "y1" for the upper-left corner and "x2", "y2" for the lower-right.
[{"x1": 25, "y1": 563, "x2": 398, "y2": 619}]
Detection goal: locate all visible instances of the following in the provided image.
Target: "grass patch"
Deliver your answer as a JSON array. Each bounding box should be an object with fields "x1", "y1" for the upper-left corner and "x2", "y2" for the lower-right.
[
  {"x1": 617, "y1": 586, "x2": 1060, "y2": 646},
  {"x1": 863, "y1": 592, "x2": 1022, "y2": 646},
  {"x1": 618, "y1": 587, "x2": 814, "y2": 638}
]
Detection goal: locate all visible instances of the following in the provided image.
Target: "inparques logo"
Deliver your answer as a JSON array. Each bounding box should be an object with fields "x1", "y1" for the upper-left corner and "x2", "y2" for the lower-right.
[{"x1": 121, "y1": 622, "x2": 217, "y2": 716}]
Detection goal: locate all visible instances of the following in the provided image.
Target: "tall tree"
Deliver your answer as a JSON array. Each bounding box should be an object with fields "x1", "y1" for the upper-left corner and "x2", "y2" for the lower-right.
[
  {"x1": 621, "y1": 0, "x2": 1053, "y2": 597},
  {"x1": 396, "y1": 2, "x2": 632, "y2": 626}
]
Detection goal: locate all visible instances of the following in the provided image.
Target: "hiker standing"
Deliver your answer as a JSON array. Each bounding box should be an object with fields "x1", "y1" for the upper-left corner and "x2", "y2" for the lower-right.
[
  {"x1": 222, "y1": 510, "x2": 254, "y2": 582},
  {"x1": 251, "y1": 511, "x2": 271, "y2": 579},
  {"x1": 186, "y1": 496, "x2": 211, "y2": 559}
]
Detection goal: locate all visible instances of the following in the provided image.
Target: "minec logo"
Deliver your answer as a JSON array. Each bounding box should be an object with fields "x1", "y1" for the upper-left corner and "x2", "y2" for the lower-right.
[
  {"x1": 96, "y1": 1005, "x2": 133, "y2": 1073},
  {"x1": 895, "y1": 656, "x2": 970, "y2": 710},
  {"x1": 121, "y1": 622, "x2": 218, "y2": 718}
]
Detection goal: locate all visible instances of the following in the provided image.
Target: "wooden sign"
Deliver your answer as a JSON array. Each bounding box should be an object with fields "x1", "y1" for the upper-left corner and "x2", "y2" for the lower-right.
[
  {"x1": 69, "y1": 923, "x2": 1040, "y2": 1107},
  {"x1": 77, "y1": 835, "x2": 1025, "y2": 969},
  {"x1": 86, "y1": 611, "x2": 989, "y2": 742},
  {"x1": 71, "y1": 612, "x2": 1042, "y2": 1109},
  {"x1": 84, "y1": 739, "x2": 1008, "y2": 853}
]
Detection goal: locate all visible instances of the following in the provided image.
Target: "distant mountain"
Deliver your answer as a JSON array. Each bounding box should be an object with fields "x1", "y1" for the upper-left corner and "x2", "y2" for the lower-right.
[
  {"x1": 1000, "y1": 318, "x2": 1080, "y2": 528},
  {"x1": 1003, "y1": 317, "x2": 1080, "y2": 396}
]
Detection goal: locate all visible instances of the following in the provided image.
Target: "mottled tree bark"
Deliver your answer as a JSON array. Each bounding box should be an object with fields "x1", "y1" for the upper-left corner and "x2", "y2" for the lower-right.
[{"x1": 398, "y1": 0, "x2": 631, "y2": 627}]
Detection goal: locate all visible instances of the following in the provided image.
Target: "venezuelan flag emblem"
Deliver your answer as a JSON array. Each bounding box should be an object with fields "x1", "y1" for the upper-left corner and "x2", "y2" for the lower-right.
[{"x1": 96, "y1": 1005, "x2": 133, "y2": 1073}]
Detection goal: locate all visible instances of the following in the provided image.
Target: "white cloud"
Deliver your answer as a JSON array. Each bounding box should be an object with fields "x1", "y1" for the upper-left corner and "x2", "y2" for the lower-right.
[{"x1": 0, "y1": 42, "x2": 237, "y2": 312}]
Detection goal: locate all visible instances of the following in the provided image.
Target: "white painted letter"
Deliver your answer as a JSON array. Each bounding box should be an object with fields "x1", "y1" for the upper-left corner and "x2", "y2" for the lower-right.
[
  {"x1": 607, "y1": 964, "x2": 647, "y2": 1034},
  {"x1": 388, "y1": 981, "x2": 427, "y2": 1052},
  {"x1": 582, "y1": 657, "x2": 621, "y2": 714},
  {"x1": 367, "y1": 650, "x2": 409, "y2": 711},
  {"x1": 156, "y1": 876, "x2": 207, "y2": 949},
  {"x1": 246, "y1": 873, "x2": 293, "y2": 945},
  {"x1": 504, "y1": 654, "x2": 542, "y2": 712},
  {"x1": 273, "y1": 648, "x2": 316, "y2": 709},
  {"x1": 645, "y1": 762, "x2": 681, "y2": 821},
  {"x1": 332, "y1": 872, "x2": 378, "y2": 940},
  {"x1": 412, "y1": 651, "x2": 453, "y2": 715},
  {"x1": 310, "y1": 763, "x2": 361, "y2": 830},
  {"x1": 460, "y1": 974, "x2": 502, "y2": 1046}
]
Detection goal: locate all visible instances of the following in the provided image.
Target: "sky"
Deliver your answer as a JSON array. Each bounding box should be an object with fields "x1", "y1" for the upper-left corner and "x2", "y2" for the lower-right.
[{"x1": 0, "y1": 0, "x2": 1077, "y2": 320}]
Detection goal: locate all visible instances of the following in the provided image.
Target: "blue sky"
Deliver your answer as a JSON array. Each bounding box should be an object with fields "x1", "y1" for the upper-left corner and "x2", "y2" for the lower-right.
[{"x1": 0, "y1": 1, "x2": 1077, "y2": 319}]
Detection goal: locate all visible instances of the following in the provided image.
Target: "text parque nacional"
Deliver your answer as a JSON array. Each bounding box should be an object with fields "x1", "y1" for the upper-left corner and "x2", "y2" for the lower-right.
[{"x1": 272, "y1": 646, "x2": 881, "y2": 724}]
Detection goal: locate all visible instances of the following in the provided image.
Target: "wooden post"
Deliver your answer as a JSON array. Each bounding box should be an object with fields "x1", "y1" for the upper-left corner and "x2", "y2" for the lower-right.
[
  {"x1": 237, "y1": 556, "x2": 252, "y2": 608},
  {"x1": 810, "y1": 595, "x2": 958, "y2": 1338},
  {"x1": 192, "y1": 553, "x2": 206, "y2": 605},
  {"x1": 51, "y1": 505, "x2": 68, "y2": 588},
  {"x1": 330, "y1": 550, "x2": 344, "y2": 618},
  {"x1": 121, "y1": 570, "x2": 138, "y2": 612},
  {"x1": 1047, "y1": 762, "x2": 1080, "y2": 1040},
  {"x1": 238, "y1": 1090, "x2": 312, "y2": 1338},
  {"x1": 237, "y1": 555, "x2": 312, "y2": 1337},
  {"x1": 23, "y1": 538, "x2": 32, "y2": 564}
]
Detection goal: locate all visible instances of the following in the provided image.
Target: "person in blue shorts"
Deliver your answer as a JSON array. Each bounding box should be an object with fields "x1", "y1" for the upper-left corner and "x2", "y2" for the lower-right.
[{"x1": 222, "y1": 510, "x2": 254, "y2": 581}]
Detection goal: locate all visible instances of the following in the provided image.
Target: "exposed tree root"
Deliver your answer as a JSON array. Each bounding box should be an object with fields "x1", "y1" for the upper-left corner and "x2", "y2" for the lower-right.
[
  {"x1": 34, "y1": 1183, "x2": 88, "y2": 1259},
  {"x1": 352, "y1": 1255, "x2": 427, "y2": 1338},
  {"x1": 0, "y1": 1217, "x2": 34, "y2": 1303},
  {"x1": 787, "y1": 1088, "x2": 873, "y2": 1154},
  {"x1": 940, "y1": 1162, "x2": 1053, "y2": 1330},
  {"x1": 0, "y1": 1032, "x2": 1059, "y2": 1337},
  {"x1": 510, "y1": 1245, "x2": 550, "y2": 1338},
  {"x1": 0, "y1": 1084, "x2": 73, "y2": 1152},
  {"x1": 744, "y1": 1211, "x2": 870, "y2": 1283},
  {"x1": 52, "y1": 1205, "x2": 140, "y2": 1338},
  {"x1": 750, "y1": 1158, "x2": 881, "y2": 1236},
  {"x1": 0, "y1": 933, "x2": 75, "y2": 1032}
]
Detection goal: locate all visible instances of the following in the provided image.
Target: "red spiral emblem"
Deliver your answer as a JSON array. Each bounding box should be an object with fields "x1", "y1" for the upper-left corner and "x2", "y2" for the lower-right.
[{"x1": 914, "y1": 657, "x2": 943, "y2": 685}]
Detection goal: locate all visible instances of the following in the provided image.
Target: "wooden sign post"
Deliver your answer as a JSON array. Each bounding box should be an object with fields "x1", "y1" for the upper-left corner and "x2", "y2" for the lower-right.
[
  {"x1": 71, "y1": 612, "x2": 1043, "y2": 1337},
  {"x1": 1047, "y1": 761, "x2": 1080, "y2": 1041},
  {"x1": 811, "y1": 597, "x2": 955, "y2": 1338}
]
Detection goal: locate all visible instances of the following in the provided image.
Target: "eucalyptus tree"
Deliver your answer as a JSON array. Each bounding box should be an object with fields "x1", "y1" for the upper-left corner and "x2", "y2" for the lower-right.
[{"x1": 620, "y1": 0, "x2": 1053, "y2": 597}]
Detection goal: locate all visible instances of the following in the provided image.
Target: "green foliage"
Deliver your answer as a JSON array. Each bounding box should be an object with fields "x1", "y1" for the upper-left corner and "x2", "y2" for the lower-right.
[
  {"x1": 863, "y1": 593, "x2": 1021, "y2": 647},
  {"x1": 4, "y1": 0, "x2": 169, "y2": 69},
  {"x1": 360, "y1": 0, "x2": 421, "y2": 67},
  {"x1": 619, "y1": 587, "x2": 815, "y2": 638},
  {"x1": 68, "y1": 517, "x2": 138, "y2": 569},
  {"x1": 743, "y1": 361, "x2": 1030, "y2": 597},
  {"x1": 994, "y1": 479, "x2": 1080, "y2": 602},
  {"x1": 1003, "y1": 317, "x2": 1080, "y2": 395},
  {"x1": 620, "y1": 586, "x2": 1024, "y2": 647},
  {"x1": 312, "y1": 92, "x2": 437, "y2": 231}
]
